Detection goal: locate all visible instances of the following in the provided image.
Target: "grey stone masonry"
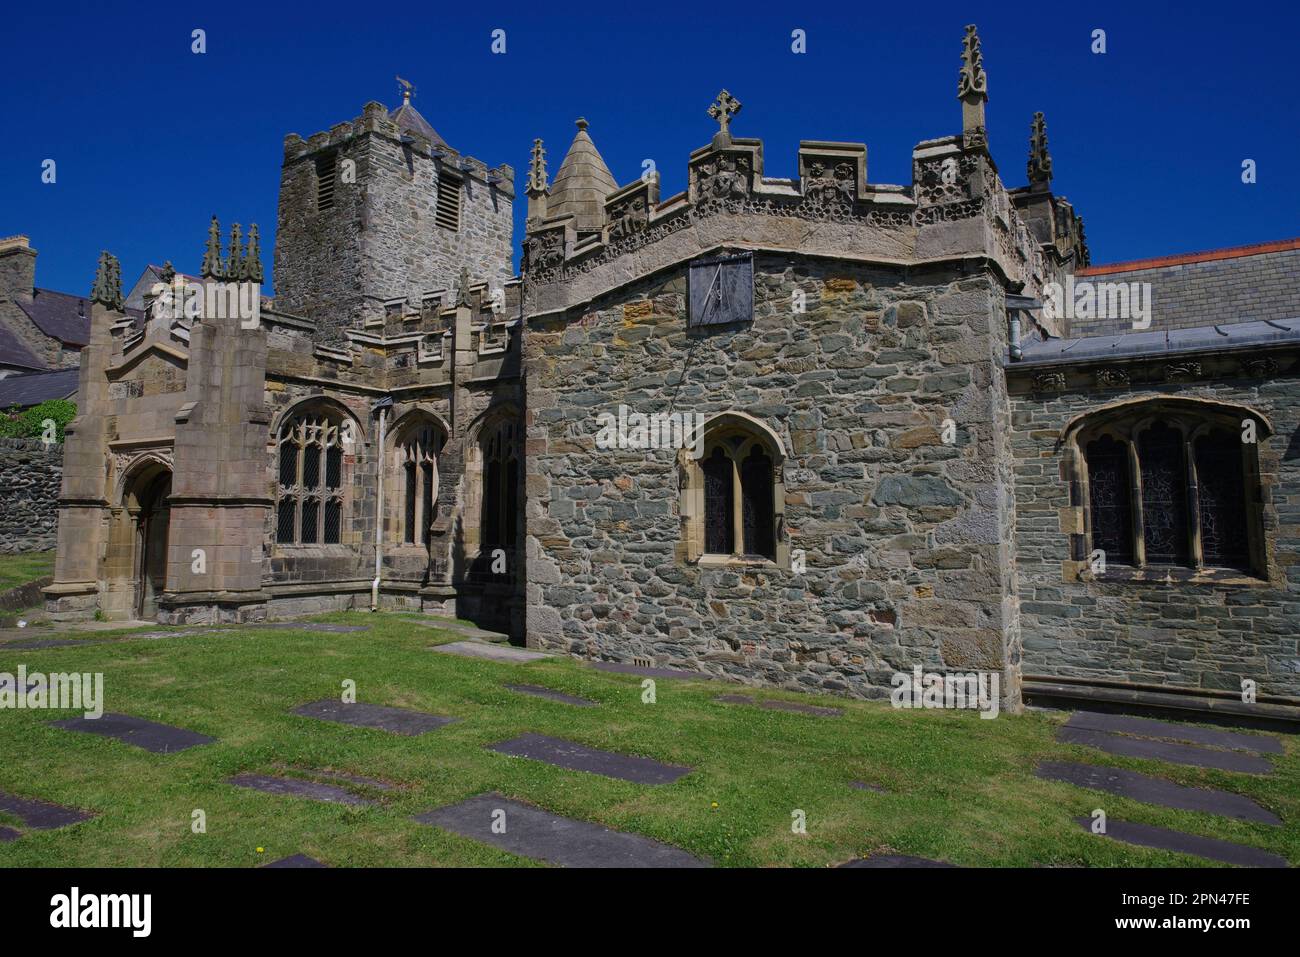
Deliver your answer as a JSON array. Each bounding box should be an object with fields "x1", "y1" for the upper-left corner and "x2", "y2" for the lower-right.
[{"x1": 0, "y1": 438, "x2": 61, "y2": 554}]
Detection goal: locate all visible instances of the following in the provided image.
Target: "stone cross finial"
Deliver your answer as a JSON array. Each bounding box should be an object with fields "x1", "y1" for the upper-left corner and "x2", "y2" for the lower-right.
[
  {"x1": 90, "y1": 250, "x2": 124, "y2": 311},
  {"x1": 226, "y1": 223, "x2": 243, "y2": 281},
  {"x1": 1027, "y1": 112, "x2": 1053, "y2": 189},
  {"x1": 201, "y1": 215, "x2": 223, "y2": 279},
  {"x1": 527, "y1": 138, "x2": 548, "y2": 194},
  {"x1": 708, "y1": 90, "x2": 742, "y2": 145},
  {"x1": 456, "y1": 266, "x2": 473, "y2": 308},
  {"x1": 957, "y1": 25, "x2": 988, "y2": 100}
]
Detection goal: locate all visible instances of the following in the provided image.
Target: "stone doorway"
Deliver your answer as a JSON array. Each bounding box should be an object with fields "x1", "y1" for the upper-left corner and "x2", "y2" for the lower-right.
[{"x1": 131, "y1": 470, "x2": 172, "y2": 620}]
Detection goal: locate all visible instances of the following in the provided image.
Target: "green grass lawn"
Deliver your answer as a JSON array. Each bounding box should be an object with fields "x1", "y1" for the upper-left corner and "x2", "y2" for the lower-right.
[
  {"x1": 0, "y1": 611, "x2": 1296, "y2": 867},
  {"x1": 0, "y1": 551, "x2": 55, "y2": 593}
]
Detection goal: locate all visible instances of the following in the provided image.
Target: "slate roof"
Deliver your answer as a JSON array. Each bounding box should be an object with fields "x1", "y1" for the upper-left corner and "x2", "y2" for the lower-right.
[
  {"x1": 390, "y1": 101, "x2": 446, "y2": 148},
  {"x1": 13, "y1": 288, "x2": 91, "y2": 346},
  {"x1": 1011, "y1": 318, "x2": 1300, "y2": 368},
  {"x1": 1069, "y1": 239, "x2": 1300, "y2": 336},
  {"x1": 0, "y1": 323, "x2": 45, "y2": 371},
  {"x1": 0, "y1": 368, "x2": 79, "y2": 408}
]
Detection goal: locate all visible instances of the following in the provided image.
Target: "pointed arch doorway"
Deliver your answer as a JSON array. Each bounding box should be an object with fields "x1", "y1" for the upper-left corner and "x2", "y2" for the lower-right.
[{"x1": 128, "y1": 468, "x2": 172, "y2": 620}]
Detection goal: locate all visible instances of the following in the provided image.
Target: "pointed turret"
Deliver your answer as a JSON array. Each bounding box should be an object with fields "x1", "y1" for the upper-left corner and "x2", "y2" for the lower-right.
[
  {"x1": 390, "y1": 79, "x2": 447, "y2": 148},
  {"x1": 90, "y1": 250, "x2": 124, "y2": 312},
  {"x1": 957, "y1": 24, "x2": 989, "y2": 150},
  {"x1": 526, "y1": 138, "x2": 549, "y2": 222},
  {"x1": 547, "y1": 118, "x2": 618, "y2": 235},
  {"x1": 244, "y1": 224, "x2": 264, "y2": 283},
  {"x1": 1027, "y1": 112, "x2": 1053, "y2": 191},
  {"x1": 226, "y1": 223, "x2": 243, "y2": 281},
  {"x1": 201, "y1": 215, "x2": 224, "y2": 279}
]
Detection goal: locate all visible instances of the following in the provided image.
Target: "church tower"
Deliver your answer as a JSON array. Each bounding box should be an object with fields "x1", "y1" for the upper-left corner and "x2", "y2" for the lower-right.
[{"x1": 273, "y1": 84, "x2": 515, "y2": 343}]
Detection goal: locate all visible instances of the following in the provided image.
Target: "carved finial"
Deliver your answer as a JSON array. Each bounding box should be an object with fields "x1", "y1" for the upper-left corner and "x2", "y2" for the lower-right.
[
  {"x1": 90, "y1": 250, "x2": 124, "y2": 311},
  {"x1": 528, "y1": 138, "x2": 548, "y2": 194},
  {"x1": 160, "y1": 261, "x2": 176, "y2": 284},
  {"x1": 708, "y1": 90, "x2": 742, "y2": 146},
  {"x1": 397, "y1": 75, "x2": 415, "y2": 105},
  {"x1": 456, "y1": 266, "x2": 473, "y2": 308},
  {"x1": 1027, "y1": 112, "x2": 1053, "y2": 189},
  {"x1": 243, "y1": 224, "x2": 263, "y2": 284},
  {"x1": 226, "y1": 223, "x2": 243, "y2": 281},
  {"x1": 201, "y1": 215, "x2": 223, "y2": 279},
  {"x1": 958, "y1": 25, "x2": 988, "y2": 100}
]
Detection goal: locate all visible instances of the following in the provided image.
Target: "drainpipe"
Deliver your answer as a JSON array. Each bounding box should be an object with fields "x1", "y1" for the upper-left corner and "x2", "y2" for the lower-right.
[
  {"x1": 371, "y1": 396, "x2": 394, "y2": 611},
  {"x1": 1005, "y1": 293, "x2": 1042, "y2": 362}
]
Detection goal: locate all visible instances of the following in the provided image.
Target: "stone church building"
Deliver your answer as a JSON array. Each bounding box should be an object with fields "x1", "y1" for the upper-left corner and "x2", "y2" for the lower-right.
[{"x1": 44, "y1": 26, "x2": 1300, "y2": 715}]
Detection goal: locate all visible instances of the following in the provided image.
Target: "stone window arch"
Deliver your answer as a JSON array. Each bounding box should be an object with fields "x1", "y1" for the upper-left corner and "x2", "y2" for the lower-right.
[
  {"x1": 395, "y1": 418, "x2": 446, "y2": 546},
  {"x1": 1068, "y1": 398, "x2": 1268, "y2": 575},
  {"x1": 276, "y1": 407, "x2": 348, "y2": 544},
  {"x1": 681, "y1": 412, "x2": 787, "y2": 567},
  {"x1": 481, "y1": 419, "x2": 519, "y2": 552}
]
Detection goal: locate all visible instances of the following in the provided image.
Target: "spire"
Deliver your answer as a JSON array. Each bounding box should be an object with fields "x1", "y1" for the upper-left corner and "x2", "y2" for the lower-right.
[
  {"x1": 547, "y1": 118, "x2": 618, "y2": 234},
  {"x1": 244, "y1": 224, "x2": 264, "y2": 283},
  {"x1": 201, "y1": 215, "x2": 223, "y2": 279},
  {"x1": 526, "y1": 138, "x2": 549, "y2": 222},
  {"x1": 390, "y1": 77, "x2": 446, "y2": 148},
  {"x1": 957, "y1": 24, "x2": 989, "y2": 150},
  {"x1": 226, "y1": 223, "x2": 243, "y2": 281},
  {"x1": 1027, "y1": 112, "x2": 1053, "y2": 190},
  {"x1": 90, "y1": 250, "x2": 123, "y2": 311}
]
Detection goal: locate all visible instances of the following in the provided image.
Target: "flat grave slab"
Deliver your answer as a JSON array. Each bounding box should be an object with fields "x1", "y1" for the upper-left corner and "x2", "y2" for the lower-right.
[
  {"x1": 849, "y1": 781, "x2": 888, "y2": 793},
  {"x1": 51, "y1": 713, "x2": 214, "y2": 753},
  {"x1": 0, "y1": 638, "x2": 98, "y2": 650},
  {"x1": 406, "y1": 619, "x2": 510, "y2": 642},
  {"x1": 430, "y1": 641, "x2": 552, "y2": 663},
  {"x1": 839, "y1": 855, "x2": 954, "y2": 868},
  {"x1": 257, "y1": 623, "x2": 370, "y2": 633},
  {"x1": 590, "y1": 661, "x2": 707, "y2": 681},
  {"x1": 487, "y1": 733, "x2": 692, "y2": 785},
  {"x1": 1057, "y1": 726, "x2": 1272, "y2": 775},
  {"x1": 414, "y1": 793, "x2": 708, "y2": 868},
  {"x1": 280, "y1": 767, "x2": 395, "y2": 791},
  {"x1": 292, "y1": 699, "x2": 456, "y2": 736},
  {"x1": 1037, "y1": 761, "x2": 1281, "y2": 825},
  {"x1": 0, "y1": 826, "x2": 20, "y2": 842},
  {"x1": 716, "y1": 693, "x2": 843, "y2": 717},
  {"x1": 1067, "y1": 711, "x2": 1283, "y2": 754},
  {"x1": 228, "y1": 773, "x2": 376, "y2": 806},
  {"x1": 1075, "y1": 817, "x2": 1287, "y2": 868},
  {"x1": 262, "y1": 854, "x2": 327, "y2": 868},
  {"x1": 0, "y1": 790, "x2": 95, "y2": 829},
  {"x1": 505, "y1": 683, "x2": 597, "y2": 707}
]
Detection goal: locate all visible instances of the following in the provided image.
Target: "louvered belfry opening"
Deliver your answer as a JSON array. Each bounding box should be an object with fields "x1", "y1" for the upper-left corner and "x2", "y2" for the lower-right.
[
  {"x1": 435, "y1": 170, "x2": 462, "y2": 231},
  {"x1": 316, "y1": 154, "x2": 337, "y2": 211}
]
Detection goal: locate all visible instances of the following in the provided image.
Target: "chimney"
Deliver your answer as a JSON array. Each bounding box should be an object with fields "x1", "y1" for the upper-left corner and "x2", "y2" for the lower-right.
[{"x1": 0, "y1": 235, "x2": 37, "y2": 301}]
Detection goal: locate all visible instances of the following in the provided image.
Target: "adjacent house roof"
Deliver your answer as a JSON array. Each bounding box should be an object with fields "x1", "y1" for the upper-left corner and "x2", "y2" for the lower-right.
[
  {"x1": 0, "y1": 367, "x2": 79, "y2": 408},
  {"x1": 0, "y1": 323, "x2": 45, "y2": 371},
  {"x1": 13, "y1": 288, "x2": 91, "y2": 347}
]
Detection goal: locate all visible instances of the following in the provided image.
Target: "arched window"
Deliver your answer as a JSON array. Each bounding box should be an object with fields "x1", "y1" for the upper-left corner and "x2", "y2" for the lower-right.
[
  {"x1": 400, "y1": 424, "x2": 444, "y2": 545},
  {"x1": 276, "y1": 409, "x2": 347, "y2": 544},
  {"x1": 480, "y1": 420, "x2": 518, "y2": 551},
  {"x1": 699, "y1": 427, "x2": 778, "y2": 561},
  {"x1": 1078, "y1": 405, "x2": 1263, "y2": 574}
]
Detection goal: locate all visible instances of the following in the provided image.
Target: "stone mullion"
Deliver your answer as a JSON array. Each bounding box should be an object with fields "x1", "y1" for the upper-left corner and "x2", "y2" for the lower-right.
[
  {"x1": 1126, "y1": 437, "x2": 1146, "y2": 568},
  {"x1": 1184, "y1": 432, "x2": 1204, "y2": 570}
]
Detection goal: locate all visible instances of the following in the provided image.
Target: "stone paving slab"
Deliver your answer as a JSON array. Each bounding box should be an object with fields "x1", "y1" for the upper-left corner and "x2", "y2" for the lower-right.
[
  {"x1": 414, "y1": 793, "x2": 708, "y2": 868},
  {"x1": 505, "y1": 683, "x2": 597, "y2": 707},
  {"x1": 228, "y1": 773, "x2": 377, "y2": 806},
  {"x1": 1067, "y1": 711, "x2": 1284, "y2": 754},
  {"x1": 1075, "y1": 817, "x2": 1288, "y2": 868},
  {"x1": 716, "y1": 693, "x2": 843, "y2": 717},
  {"x1": 0, "y1": 790, "x2": 95, "y2": 829},
  {"x1": 839, "y1": 855, "x2": 954, "y2": 868},
  {"x1": 590, "y1": 661, "x2": 708, "y2": 681},
  {"x1": 430, "y1": 641, "x2": 552, "y2": 663},
  {"x1": 0, "y1": 826, "x2": 21, "y2": 842},
  {"x1": 51, "y1": 713, "x2": 215, "y2": 753},
  {"x1": 1057, "y1": 726, "x2": 1273, "y2": 774},
  {"x1": 262, "y1": 854, "x2": 327, "y2": 868},
  {"x1": 292, "y1": 700, "x2": 456, "y2": 736},
  {"x1": 487, "y1": 733, "x2": 692, "y2": 785},
  {"x1": 1037, "y1": 761, "x2": 1281, "y2": 825}
]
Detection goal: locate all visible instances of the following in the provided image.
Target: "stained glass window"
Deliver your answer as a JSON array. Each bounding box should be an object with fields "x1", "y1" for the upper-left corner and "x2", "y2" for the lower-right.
[
  {"x1": 1195, "y1": 431, "x2": 1249, "y2": 570},
  {"x1": 703, "y1": 447, "x2": 734, "y2": 555},
  {"x1": 1085, "y1": 436, "x2": 1133, "y2": 565},
  {"x1": 1138, "y1": 422, "x2": 1191, "y2": 566},
  {"x1": 276, "y1": 410, "x2": 347, "y2": 545},
  {"x1": 740, "y1": 446, "x2": 775, "y2": 559}
]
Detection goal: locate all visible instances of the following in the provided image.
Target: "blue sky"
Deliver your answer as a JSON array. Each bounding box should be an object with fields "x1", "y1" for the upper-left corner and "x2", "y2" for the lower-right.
[{"x1": 2, "y1": 1, "x2": 1297, "y2": 296}]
